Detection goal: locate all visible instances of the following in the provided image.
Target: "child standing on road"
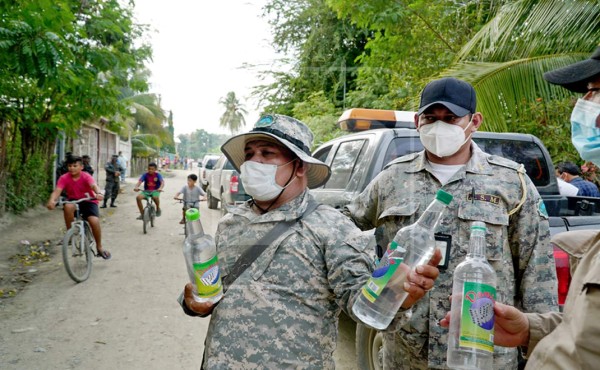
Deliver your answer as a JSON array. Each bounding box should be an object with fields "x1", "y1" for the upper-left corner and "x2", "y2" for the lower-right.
[
  {"x1": 46, "y1": 155, "x2": 111, "y2": 260},
  {"x1": 134, "y1": 162, "x2": 165, "y2": 219},
  {"x1": 174, "y1": 174, "x2": 207, "y2": 224}
]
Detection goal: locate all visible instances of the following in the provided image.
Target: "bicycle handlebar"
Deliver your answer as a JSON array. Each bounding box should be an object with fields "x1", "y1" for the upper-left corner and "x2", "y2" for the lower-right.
[{"x1": 58, "y1": 193, "x2": 97, "y2": 206}]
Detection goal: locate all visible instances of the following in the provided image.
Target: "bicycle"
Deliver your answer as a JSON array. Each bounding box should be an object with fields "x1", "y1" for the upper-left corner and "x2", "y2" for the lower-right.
[
  {"x1": 141, "y1": 193, "x2": 157, "y2": 234},
  {"x1": 174, "y1": 198, "x2": 204, "y2": 237},
  {"x1": 59, "y1": 195, "x2": 97, "y2": 283}
]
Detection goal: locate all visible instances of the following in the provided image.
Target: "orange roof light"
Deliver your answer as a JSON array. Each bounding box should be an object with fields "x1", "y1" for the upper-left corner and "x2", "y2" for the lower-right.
[{"x1": 338, "y1": 108, "x2": 415, "y2": 131}]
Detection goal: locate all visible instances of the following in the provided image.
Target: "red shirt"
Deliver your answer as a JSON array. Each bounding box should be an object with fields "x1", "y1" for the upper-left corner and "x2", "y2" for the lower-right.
[{"x1": 57, "y1": 172, "x2": 99, "y2": 204}]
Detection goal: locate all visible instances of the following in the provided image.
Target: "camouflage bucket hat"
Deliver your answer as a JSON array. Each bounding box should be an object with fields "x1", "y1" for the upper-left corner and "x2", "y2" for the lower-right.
[{"x1": 221, "y1": 114, "x2": 331, "y2": 189}]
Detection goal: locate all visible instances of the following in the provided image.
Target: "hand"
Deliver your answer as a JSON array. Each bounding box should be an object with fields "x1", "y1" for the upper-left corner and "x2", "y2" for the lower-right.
[
  {"x1": 96, "y1": 193, "x2": 104, "y2": 201},
  {"x1": 400, "y1": 247, "x2": 442, "y2": 309},
  {"x1": 134, "y1": 187, "x2": 140, "y2": 192},
  {"x1": 115, "y1": 171, "x2": 121, "y2": 176},
  {"x1": 439, "y1": 301, "x2": 530, "y2": 347},
  {"x1": 46, "y1": 200, "x2": 56, "y2": 210},
  {"x1": 184, "y1": 283, "x2": 215, "y2": 316}
]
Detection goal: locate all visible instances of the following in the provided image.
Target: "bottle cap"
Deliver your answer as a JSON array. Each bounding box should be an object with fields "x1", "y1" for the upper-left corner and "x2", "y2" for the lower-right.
[
  {"x1": 471, "y1": 221, "x2": 486, "y2": 231},
  {"x1": 185, "y1": 208, "x2": 200, "y2": 221},
  {"x1": 435, "y1": 189, "x2": 453, "y2": 205}
]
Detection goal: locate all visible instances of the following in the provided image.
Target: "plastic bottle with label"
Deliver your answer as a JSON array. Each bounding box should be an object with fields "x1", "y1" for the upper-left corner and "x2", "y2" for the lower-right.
[
  {"x1": 183, "y1": 208, "x2": 223, "y2": 303},
  {"x1": 447, "y1": 221, "x2": 497, "y2": 370},
  {"x1": 351, "y1": 189, "x2": 453, "y2": 330}
]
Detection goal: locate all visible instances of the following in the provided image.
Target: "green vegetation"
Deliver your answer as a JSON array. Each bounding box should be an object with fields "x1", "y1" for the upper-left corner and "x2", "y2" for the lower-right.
[{"x1": 257, "y1": 0, "x2": 600, "y2": 164}]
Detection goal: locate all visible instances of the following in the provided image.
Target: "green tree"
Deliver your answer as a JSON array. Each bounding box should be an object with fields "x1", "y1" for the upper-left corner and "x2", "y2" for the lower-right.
[
  {"x1": 219, "y1": 92, "x2": 247, "y2": 135},
  {"x1": 439, "y1": 0, "x2": 600, "y2": 164},
  {"x1": 0, "y1": 0, "x2": 152, "y2": 214}
]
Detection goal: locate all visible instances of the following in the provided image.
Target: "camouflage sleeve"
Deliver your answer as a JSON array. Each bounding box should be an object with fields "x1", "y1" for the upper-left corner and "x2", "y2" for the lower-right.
[
  {"x1": 510, "y1": 177, "x2": 559, "y2": 313},
  {"x1": 320, "y1": 211, "x2": 375, "y2": 318},
  {"x1": 342, "y1": 172, "x2": 385, "y2": 231}
]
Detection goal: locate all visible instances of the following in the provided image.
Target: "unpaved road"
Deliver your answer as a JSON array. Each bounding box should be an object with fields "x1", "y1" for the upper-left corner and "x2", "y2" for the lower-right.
[{"x1": 0, "y1": 168, "x2": 357, "y2": 369}]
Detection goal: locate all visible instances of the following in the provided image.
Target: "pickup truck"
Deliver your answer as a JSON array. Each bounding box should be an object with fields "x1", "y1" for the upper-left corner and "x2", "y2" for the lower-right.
[
  {"x1": 310, "y1": 108, "x2": 600, "y2": 370},
  {"x1": 206, "y1": 155, "x2": 250, "y2": 214}
]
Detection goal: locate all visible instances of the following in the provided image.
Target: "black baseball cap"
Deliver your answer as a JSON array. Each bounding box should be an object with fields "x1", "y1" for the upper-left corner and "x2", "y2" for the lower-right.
[
  {"x1": 417, "y1": 77, "x2": 477, "y2": 117},
  {"x1": 543, "y1": 47, "x2": 600, "y2": 93}
]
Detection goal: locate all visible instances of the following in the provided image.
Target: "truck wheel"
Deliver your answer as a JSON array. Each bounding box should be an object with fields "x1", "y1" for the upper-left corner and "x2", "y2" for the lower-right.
[
  {"x1": 356, "y1": 323, "x2": 383, "y2": 370},
  {"x1": 207, "y1": 189, "x2": 218, "y2": 209}
]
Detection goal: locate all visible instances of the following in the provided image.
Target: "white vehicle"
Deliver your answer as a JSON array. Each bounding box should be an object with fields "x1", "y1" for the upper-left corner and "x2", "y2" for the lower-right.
[{"x1": 198, "y1": 154, "x2": 220, "y2": 191}]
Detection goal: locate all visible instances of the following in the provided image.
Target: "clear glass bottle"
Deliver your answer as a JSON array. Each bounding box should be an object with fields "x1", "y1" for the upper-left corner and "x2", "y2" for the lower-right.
[
  {"x1": 183, "y1": 208, "x2": 223, "y2": 303},
  {"x1": 352, "y1": 189, "x2": 453, "y2": 330},
  {"x1": 447, "y1": 221, "x2": 497, "y2": 370}
]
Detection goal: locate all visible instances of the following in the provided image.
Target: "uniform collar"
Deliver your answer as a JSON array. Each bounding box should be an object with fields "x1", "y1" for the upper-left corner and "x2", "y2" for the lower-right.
[
  {"x1": 228, "y1": 189, "x2": 312, "y2": 223},
  {"x1": 406, "y1": 142, "x2": 494, "y2": 175}
]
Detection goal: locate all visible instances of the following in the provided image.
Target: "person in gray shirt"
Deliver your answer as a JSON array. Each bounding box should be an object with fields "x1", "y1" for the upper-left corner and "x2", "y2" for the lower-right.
[{"x1": 174, "y1": 173, "x2": 206, "y2": 224}]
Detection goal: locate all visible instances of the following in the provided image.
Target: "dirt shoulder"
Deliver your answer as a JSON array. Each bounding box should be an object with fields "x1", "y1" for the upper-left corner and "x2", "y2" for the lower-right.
[{"x1": 0, "y1": 204, "x2": 66, "y2": 304}]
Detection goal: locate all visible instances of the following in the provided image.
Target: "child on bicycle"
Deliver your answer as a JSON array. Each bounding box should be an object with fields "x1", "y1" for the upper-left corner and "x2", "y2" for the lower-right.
[
  {"x1": 134, "y1": 162, "x2": 165, "y2": 219},
  {"x1": 173, "y1": 173, "x2": 206, "y2": 224},
  {"x1": 46, "y1": 155, "x2": 111, "y2": 260}
]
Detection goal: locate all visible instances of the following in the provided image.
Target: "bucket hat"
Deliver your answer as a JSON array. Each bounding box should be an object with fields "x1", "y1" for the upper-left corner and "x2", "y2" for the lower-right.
[
  {"x1": 221, "y1": 114, "x2": 331, "y2": 189},
  {"x1": 417, "y1": 77, "x2": 476, "y2": 117},
  {"x1": 544, "y1": 47, "x2": 600, "y2": 93}
]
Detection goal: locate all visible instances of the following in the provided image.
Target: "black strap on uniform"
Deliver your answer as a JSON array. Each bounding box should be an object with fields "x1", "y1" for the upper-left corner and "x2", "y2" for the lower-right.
[
  {"x1": 179, "y1": 199, "x2": 321, "y2": 319},
  {"x1": 221, "y1": 199, "x2": 320, "y2": 289}
]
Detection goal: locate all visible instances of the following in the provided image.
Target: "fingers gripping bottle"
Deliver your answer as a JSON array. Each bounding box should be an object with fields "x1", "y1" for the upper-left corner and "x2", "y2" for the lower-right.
[
  {"x1": 183, "y1": 208, "x2": 223, "y2": 303},
  {"x1": 352, "y1": 189, "x2": 453, "y2": 330},
  {"x1": 447, "y1": 221, "x2": 497, "y2": 370}
]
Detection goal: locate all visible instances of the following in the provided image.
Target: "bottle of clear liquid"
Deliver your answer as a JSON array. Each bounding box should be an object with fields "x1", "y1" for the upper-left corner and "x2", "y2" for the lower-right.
[
  {"x1": 352, "y1": 189, "x2": 453, "y2": 330},
  {"x1": 447, "y1": 221, "x2": 497, "y2": 370},
  {"x1": 183, "y1": 208, "x2": 223, "y2": 303}
]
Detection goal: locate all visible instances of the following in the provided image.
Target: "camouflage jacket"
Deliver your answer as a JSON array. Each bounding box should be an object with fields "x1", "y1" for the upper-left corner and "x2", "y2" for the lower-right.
[
  {"x1": 202, "y1": 190, "x2": 374, "y2": 369},
  {"x1": 344, "y1": 144, "x2": 559, "y2": 369},
  {"x1": 104, "y1": 161, "x2": 123, "y2": 182}
]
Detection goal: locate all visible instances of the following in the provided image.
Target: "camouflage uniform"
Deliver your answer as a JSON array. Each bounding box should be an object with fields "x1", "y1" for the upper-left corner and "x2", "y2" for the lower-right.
[
  {"x1": 344, "y1": 144, "x2": 559, "y2": 369},
  {"x1": 202, "y1": 190, "x2": 374, "y2": 369}
]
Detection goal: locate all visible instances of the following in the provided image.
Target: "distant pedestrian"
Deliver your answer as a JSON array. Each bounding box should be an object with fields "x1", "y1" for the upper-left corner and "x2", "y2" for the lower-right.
[
  {"x1": 101, "y1": 154, "x2": 124, "y2": 208},
  {"x1": 82, "y1": 155, "x2": 94, "y2": 176},
  {"x1": 117, "y1": 151, "x2": 127, "y2": 183},
  {"x1": 556, "y1": 161, "x2": 600, "y2": 197}
]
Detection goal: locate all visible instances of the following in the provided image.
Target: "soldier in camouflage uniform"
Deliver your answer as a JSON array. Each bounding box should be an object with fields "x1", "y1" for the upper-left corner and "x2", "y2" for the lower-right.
[
  {"x1": 344, "y1": 78, "x2": 559, "y2": 369},
  {"x1": 180, "y1": 114, "x2": 442, "y2": 369}
]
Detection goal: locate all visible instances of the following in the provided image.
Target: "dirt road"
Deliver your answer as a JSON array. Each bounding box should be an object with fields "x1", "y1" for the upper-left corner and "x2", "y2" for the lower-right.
[{"x1": 0, "y1": 169, "x2": 357, "y2": 369}]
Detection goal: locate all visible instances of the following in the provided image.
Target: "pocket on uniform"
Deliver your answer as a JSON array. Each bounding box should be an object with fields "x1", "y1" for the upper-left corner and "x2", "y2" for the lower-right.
[
  {"x1": 458, "y1": 202, "x2": 508, "y2": 261},
  {"x1": 378, "y1": 202, "x2": 420, "y2": 220}
]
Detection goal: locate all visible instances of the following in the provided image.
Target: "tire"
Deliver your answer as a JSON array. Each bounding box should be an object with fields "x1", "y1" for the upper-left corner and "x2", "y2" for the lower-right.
[
  {"x1": 356, "y1": 323, "x2": 384, "y2": 370},
  {"x1": 207, "y1": 189, "x2": 218, "y2": 209},
  {"x1": 62, "y1": 224, "x2": 93, "y2": 283},
  {"x1": 143, "y1": 206, "x2": 150, "y2": 234}
]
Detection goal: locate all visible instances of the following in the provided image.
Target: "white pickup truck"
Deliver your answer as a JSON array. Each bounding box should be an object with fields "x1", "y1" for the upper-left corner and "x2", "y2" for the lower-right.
[{"x1": 206, "y1": 155, "x2": 250, "y2": 214}]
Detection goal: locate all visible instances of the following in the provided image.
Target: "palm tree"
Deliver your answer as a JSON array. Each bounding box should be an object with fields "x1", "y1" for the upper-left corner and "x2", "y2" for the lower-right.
[
  {"x1": 437, "y1": 0, "x2": 600, "y2": 133},
  {"x1": 219, "y1": 92, "x2": 247, "y2": 135}
]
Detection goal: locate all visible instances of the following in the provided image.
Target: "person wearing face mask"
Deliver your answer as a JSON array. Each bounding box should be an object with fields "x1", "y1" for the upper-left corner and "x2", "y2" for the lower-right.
[
  {"x1": 440, "y1": 46, "x2": 600, "y2": 370},
  {"x1": 344, "y1": 77, "x2": 558, "y2": 369},
  {"x1": 179, "y1": 114, "x2": 442, "y2": 369}
]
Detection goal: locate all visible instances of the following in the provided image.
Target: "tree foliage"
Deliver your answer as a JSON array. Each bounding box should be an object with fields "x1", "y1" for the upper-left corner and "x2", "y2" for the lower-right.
[
  {"x1": 0, "y1": 0, "x2": 152, "y2": 215},
  {"x1": 219, "y1": 91, "x2": 247, "y2": 135}
]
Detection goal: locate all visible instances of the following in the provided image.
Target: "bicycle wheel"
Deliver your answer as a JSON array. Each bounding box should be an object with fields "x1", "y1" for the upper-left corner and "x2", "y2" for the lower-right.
[
  {"x1": 150, "y1": 205, "x2": 155, "y2": 227},
  {"x1": 143, "y1": 206, "x2": 150, "y2": 234},
  {"x1": 62, "y1": 224, "x2": 93, "y2": 283}
]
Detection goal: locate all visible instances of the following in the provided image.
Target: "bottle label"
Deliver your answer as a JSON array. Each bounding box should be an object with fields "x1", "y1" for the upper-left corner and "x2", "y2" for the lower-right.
[
  {"x1": 361, "y1": 247, "x2": 403, "y2": 303},
  {"x1": 193, "y1": 255, "x2": 223, "y2": 298},
  {"x1": 458, "y1": 281, "x2": 496, "y2": 352}
]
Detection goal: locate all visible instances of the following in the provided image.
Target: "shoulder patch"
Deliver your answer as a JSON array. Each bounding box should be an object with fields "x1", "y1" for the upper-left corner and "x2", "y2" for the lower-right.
[
  {"x1": 538, "y1": 199, "x2": 549, "y2": 219},
  {"x1": 487, "y1": 155, "x2": 522, "y2": 171},
  {"x1": 385, "y1": 152, "x2": 420, "y2": 169}
]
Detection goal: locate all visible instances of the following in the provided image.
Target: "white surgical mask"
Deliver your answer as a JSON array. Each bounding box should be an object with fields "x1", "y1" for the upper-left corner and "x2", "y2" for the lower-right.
[
  {"x1": 240, "y1": 160, "x2": 296, "y2": 201},
  {"x1": 418, "y1": 119, "x2": 472, "y2": 157},
  {"x1": 571, "y1": 98, "x2": 600, "y2": 165}
]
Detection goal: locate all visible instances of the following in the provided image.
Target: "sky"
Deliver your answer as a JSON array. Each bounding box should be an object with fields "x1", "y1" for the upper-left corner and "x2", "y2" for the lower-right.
[{"x1": 133, "y1": 0, "x2": 280, "y2": 137}]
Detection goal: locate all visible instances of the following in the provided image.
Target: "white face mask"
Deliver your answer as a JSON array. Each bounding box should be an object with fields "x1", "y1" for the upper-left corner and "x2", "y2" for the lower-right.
[
  {"x1": 418, "y1": 119, "x2": 472, "y2": 157},
  {"x1": 240, "y1": 160, "x2": 296, "y2": 201},
  {"x1": 571, "y1": 98, "x2": 600, "y2": 165}
]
